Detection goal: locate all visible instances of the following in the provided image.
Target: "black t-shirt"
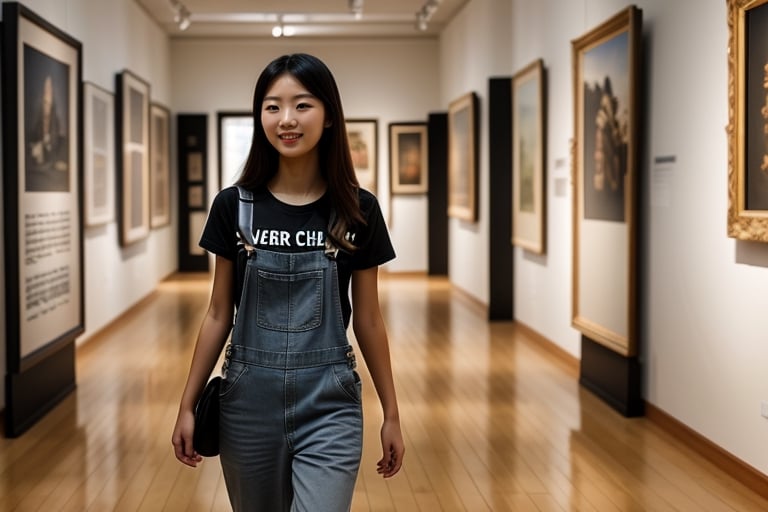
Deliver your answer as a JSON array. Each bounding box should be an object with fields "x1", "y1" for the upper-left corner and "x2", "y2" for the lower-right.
[{"x1": 199, "y1": 185, "x2": 395, "y2": 327}]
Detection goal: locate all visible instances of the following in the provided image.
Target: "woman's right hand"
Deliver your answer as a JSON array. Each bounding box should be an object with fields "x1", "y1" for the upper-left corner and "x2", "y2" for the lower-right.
[{"x1": 172, "y1": 408, "x2": 203, "y2": 467}]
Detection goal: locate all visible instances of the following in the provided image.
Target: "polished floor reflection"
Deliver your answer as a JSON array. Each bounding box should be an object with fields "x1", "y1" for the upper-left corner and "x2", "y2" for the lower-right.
[{"x1": 1, "y1": 273, "x2": 766, "y2": 511}]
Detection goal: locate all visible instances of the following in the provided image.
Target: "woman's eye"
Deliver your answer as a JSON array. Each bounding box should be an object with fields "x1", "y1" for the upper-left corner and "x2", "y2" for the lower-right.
[
  {"x1": 296, "y1": 102, "x2": 312, "y2": 110},
  {"x1": 264, "y1": 104, "x2": 279, "y2": 112}
]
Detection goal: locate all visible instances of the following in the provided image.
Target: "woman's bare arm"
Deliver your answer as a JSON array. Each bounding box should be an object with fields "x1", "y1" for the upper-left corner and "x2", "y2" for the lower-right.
[
  {"x1": 351, "y1": 266, "x2": 404, "y2": 477},
  {"x1": 172, "y1": 255, "x2": 235, "y2": 467}
]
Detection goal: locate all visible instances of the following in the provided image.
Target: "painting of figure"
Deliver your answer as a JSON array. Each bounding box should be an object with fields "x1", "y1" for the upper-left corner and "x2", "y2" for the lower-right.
[
  {"x1": 582, "y1": 32, "x2": 629, "y2": 222},
  {"x1": 24, "y1": 44, "x2": 70, "y2": 192},
  {"x1": 746, "y1": 2, "x2": 768, "y2": 211}
]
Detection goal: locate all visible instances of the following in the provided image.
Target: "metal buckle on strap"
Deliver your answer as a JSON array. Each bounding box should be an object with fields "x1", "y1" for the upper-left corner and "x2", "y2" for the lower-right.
[
  {"x1": 346, "y1": 349, "x2": 357, "y2": 369},
  {"x1": 324, "y1": 239, "x2": 339, "y2": 260}
]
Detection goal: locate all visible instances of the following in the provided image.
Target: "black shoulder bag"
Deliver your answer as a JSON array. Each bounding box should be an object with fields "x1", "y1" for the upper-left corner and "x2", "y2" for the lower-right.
[{"x1": 192, "y1": 186, "x2": 255, "y2": 457}]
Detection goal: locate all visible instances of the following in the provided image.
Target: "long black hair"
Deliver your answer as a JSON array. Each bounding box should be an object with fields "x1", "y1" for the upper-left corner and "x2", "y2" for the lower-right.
[{"x1": 236, "y1": 53, "x2": 364, "y2": 251}]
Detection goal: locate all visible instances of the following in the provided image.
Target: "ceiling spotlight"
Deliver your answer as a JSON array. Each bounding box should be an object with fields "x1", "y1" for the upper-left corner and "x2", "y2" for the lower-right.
[
  {"x1": 272, "y1": 15, "x2": 295, "y2": 37},
  {"x1": 349, "y1": 0, "x2": 364, "y2": 19},
  {"x1": 416, "y1": 14, "x2": 428, "y2": 31},
  {"x1": 415, "y1": 0, "x2": 441, "y2": 31},
  {"x1": 169, "y1": 0, "x2": 191, "y2": 31},
  {"x1": 178, "y1": 7, "x2": 191, "y2": 30}
]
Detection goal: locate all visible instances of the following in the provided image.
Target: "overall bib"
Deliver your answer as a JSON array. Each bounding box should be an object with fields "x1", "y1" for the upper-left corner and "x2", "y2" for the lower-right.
[{"x1": 218, "y1": 236, "x2": 363, "y2": 511}]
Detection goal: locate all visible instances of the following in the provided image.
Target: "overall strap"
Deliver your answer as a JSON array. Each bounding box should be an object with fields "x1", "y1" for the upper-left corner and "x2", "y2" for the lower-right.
[
  {"x1": 236, "y1": 184, "x2": 340, "y2": 259},
  {"x1": 235, "y1": 186, "x2": 255, "y2": 251}
]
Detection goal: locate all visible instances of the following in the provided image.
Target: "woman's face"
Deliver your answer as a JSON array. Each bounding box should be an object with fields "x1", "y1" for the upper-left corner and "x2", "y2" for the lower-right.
[{"x1": 261, "y1": 73, "x2": 328, "y2": 160}]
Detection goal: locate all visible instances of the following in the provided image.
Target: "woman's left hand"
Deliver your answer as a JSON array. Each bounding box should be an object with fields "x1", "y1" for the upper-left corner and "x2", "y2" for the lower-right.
[{"x1": 377, "y1": 418, "x2": 404, "y2": 478}]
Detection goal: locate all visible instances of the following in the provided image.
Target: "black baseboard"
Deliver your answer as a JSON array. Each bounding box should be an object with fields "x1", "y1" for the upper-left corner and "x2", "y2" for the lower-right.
[
  {"x1": 4, "y1": 341, "x2": 76, "y2": 437},
  {"x1": 579, "y1": 335, "x2": 644, "y2": 417}
]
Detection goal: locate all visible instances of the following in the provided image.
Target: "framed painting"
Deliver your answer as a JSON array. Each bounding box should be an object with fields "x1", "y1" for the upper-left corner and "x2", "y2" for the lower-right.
[
  {"x1": 83, "y1": 81, "x2": 115, "y2": 226},
  {"x1": 115, "y1": 69, "x2": 150, "y2": 246},
  {"x1": 1, "y1": 1, "x2": 84, "y2": 426},
  {"x1": 389, "y1": 122, "x2": 428, "y2": 194},
  {"x1": 727, "y1": 0, "x2": 768, "y2": 241},
  {"x1": 218, "y1": 111, "x2": 253, "y2": 189},
  {"x1": 448, "y1": 92, "x2": 479, "y2": 221},
  {"x1": 150, "y1": 103, "x2": 171, "y2": 228},
  {"x1": 511, "y1": 59, "x2": 547, "y2": 254},
  {"x1": 572, "y1": 5, "x2": 642, "y2": 356},
  {"x1": 345, "y1": 119, "x2": 378, "y2": 193}
]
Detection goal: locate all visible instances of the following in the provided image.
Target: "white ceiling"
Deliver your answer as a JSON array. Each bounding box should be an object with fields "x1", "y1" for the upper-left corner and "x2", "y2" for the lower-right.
[{"x1": 135, "y1": 0, "x2": 469, "y2": 38}]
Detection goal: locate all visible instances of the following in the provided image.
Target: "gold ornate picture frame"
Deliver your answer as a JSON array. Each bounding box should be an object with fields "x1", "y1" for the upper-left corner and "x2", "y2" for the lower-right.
[{"x1": 727, "y1": 0, "x2": 768, "y2": 241}]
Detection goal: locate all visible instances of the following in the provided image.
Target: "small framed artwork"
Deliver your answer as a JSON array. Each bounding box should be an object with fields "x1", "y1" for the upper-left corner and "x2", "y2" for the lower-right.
[
  {"x1": 389, "y1": 122, "x2": 428, "y2": 195},
  {"x1": 345, "y1": 119, "x2": 378, "y2": 193},
  {"x1": 150, "y1": 103, "x2": 171, "y2": 228},
  {"x1": 218, "y1": 111, "x2": 253, "y2": 189},
  {"x1": 188, "y1": 152, "x2": 204, "y2": 182},
  {"x1": 115, "y1": 70, "x2": 151, "y2": 246},
  {"x1": 83, "y1": 81, "x2": 115, "y2": 226},
  {"x1": 572, "y1": 5, "x2": 642, "y2": 356},
  {"x1": 448, "y1": 92, "x2": 479, "y2": 221},
  {"x1": 511, "y1": 59, "x2": 547, "y2": 254},
  {"x1": 726, "y1": 0, "x2": 768, "y2": 242},
  {"x1": 188, "y1": 184, "x2": 204, "y2": 208}
]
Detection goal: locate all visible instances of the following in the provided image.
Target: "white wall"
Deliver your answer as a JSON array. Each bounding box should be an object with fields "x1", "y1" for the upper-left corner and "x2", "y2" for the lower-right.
[
  {"x1": 0, "y1": 0, "x2": 175, "y2": 410},
  {"x1": 440, "y1": 0, "x2": 768, "y2": 477},
  {"x1": 169, "y1": 38, "x2": 440, "y2": 273},
  {"x1": 2, "y1": 0, "x2": 766, "y2": 484}
]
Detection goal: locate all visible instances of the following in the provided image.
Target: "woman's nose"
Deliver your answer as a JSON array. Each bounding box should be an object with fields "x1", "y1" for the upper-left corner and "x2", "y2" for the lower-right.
[{"x1": 279, "y1": 111, "x2": 297, "y2": 127}]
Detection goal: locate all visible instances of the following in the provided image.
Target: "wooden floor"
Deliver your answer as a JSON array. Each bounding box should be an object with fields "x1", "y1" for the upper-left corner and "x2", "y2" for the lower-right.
[{"x1": 1, "y1": 273, "x2": 767, "y2": 511}]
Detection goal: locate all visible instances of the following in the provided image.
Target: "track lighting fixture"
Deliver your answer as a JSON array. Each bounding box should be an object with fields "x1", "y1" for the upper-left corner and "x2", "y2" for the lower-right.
[
  {"x1": 169, "y1": 0, "x2": 191, "y2": 31},
  {"x1": 349, "y1": 0, "x2": 364, "y2": 20},
  {"x1": 415, "y1": 0, "x2": 441, "y2": 31},
  {"x1": 272, "y1": 15, "x2": 295, "y2": 37}
]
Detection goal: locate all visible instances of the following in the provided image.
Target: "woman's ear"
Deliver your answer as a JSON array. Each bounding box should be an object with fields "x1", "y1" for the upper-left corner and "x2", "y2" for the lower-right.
[{"x1": 324, "y1": 120, "x2": 333, "y2": 128}]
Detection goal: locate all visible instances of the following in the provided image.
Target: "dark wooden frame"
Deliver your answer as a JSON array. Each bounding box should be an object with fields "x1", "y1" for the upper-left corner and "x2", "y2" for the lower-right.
[
  {"x1": 345, "y1": 118, "x2": 379, "y2": 194},
  {"x1": 83, "y1": 81, "x2": 115, "y2": 226},
  {"x1": 115, "y1": 69, "x2": 151, "y2": 246},
  {"x1": 448, "y1": 92, "x2": 479, "y2": 221},
  {"x1": 389, "y1": 122, "x2": 428, "y2": 195},
  {"x1": 149, "y1": 103, "x2": 171, "y2": 228}
]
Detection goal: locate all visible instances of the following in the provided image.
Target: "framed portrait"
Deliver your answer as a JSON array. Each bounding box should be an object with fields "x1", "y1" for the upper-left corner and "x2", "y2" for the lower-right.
[
  {"x1": 511, "y1": 59, "x2": 547, "y2": 254},
  {"x1": 150, "y1": 103, "x2": 171, "y2": 228},
  {"x1": 448, "y1": 92, "x2": 479, "y2": 221},
  {"x1": 83, "y1": 81, "x2": 115, "y2": 226},
  {"x1": 572, "y1": 5, "x2": 642, "y2": 356},
  {"x1": 727, "y1": 0, "x2": 768, "y2": 241},
  {"x1": 345, "y1": 119, "x2": 378, "y2": 193},
  {"x1": 218, "y1": 111, "x2": 253, "y2": 189},
  {"x1": 389, "y1": 122, "x2": 428, "y2": 195},
  {"x1": 115, "y1": 69, "x2": 150, "y2": 246},
  {"x1": 1, "y1": 2, "x2": 84, "y2": 381}
]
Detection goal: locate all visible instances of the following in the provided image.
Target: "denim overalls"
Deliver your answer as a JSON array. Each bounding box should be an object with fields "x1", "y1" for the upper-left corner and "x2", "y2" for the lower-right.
[{"x1": 218, "y1": 188, "x2": 363, "y2": 512}]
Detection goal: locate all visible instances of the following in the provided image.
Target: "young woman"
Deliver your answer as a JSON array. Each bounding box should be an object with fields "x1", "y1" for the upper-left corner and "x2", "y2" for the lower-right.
[{"x1": 171, "y1": 53, "x2": 404, "y2": 511}]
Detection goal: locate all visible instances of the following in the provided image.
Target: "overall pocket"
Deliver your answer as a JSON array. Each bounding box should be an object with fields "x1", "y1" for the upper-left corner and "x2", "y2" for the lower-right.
[{"x1": 256, "y1": 269, "x2": 323, "y2": 332}]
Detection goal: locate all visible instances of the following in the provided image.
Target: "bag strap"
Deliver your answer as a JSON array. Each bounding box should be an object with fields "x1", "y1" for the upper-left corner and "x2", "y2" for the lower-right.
[{"x1": 235, "y1": 186, "x2": 255, "y2": 252}]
